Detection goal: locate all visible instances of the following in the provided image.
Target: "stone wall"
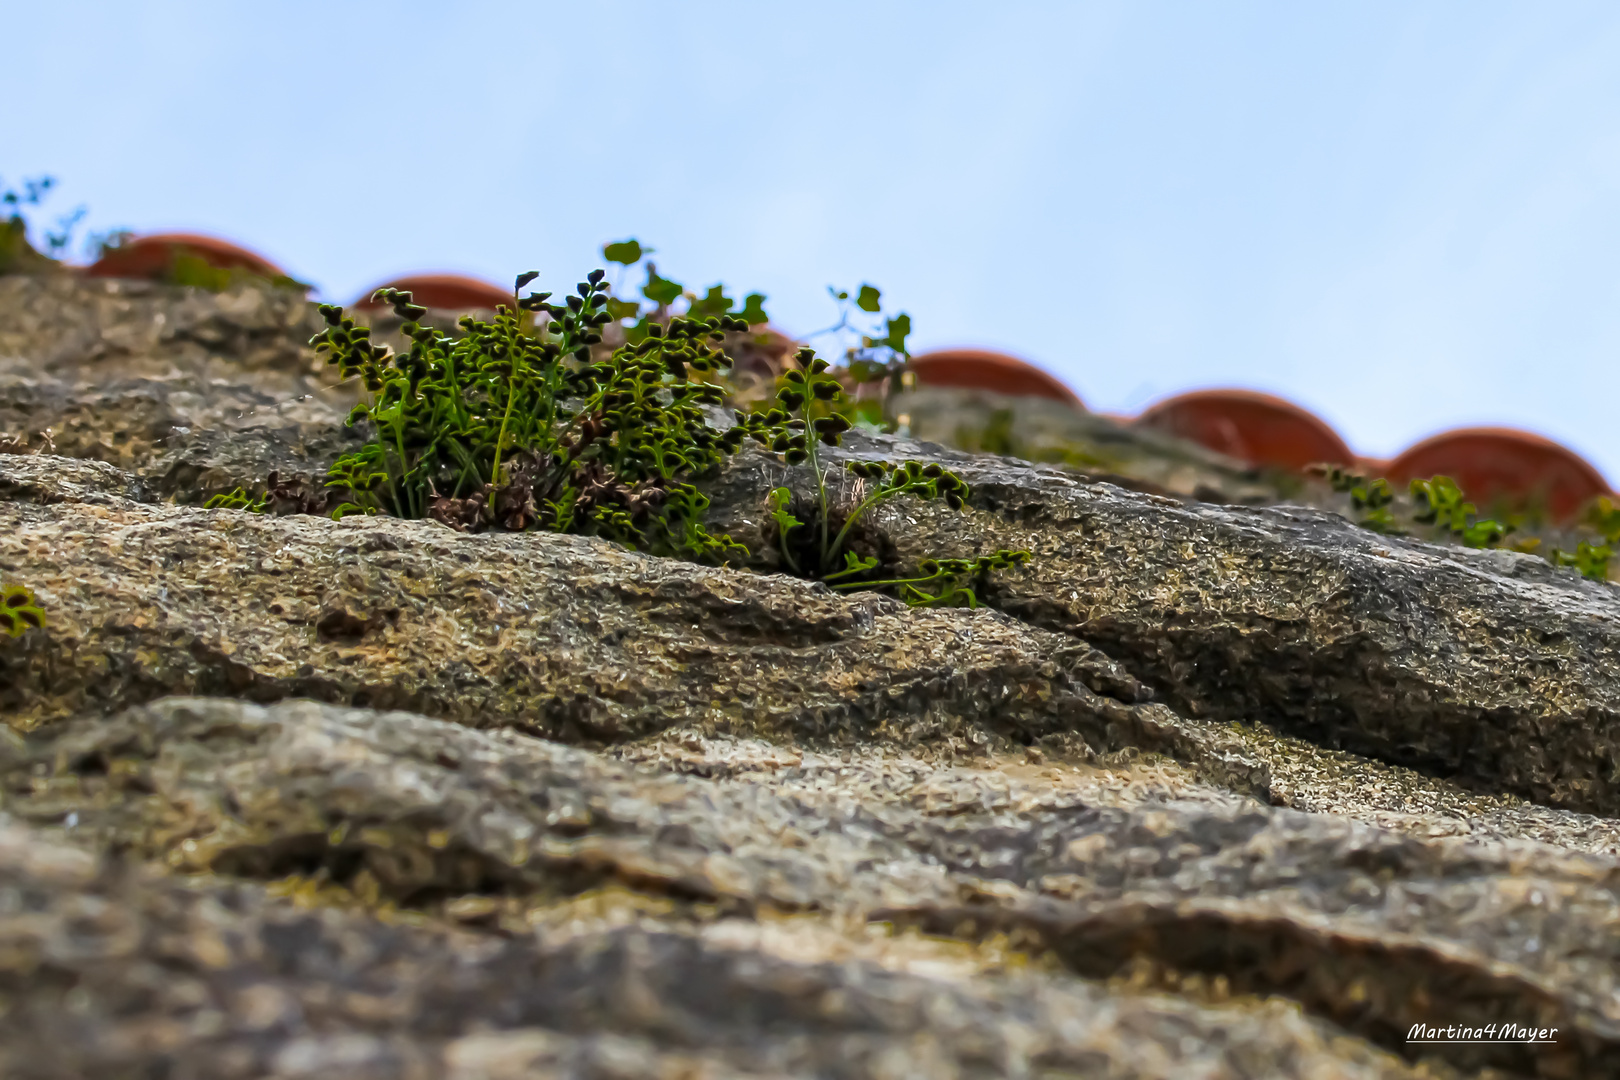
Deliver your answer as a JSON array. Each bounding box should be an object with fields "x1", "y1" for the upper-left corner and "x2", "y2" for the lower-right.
[{"x1": 2, "y1": 277, "x2": 1617, "y2": 1078}]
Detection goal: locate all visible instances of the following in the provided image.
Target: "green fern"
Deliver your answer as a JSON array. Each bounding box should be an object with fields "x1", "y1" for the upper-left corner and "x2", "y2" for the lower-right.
[
  {"x1": 737, "y1": 346, "x2": 1031, "y2": 606},
  {"x1": 316, "y1": 270, "x2": 751, "y2": 562},
  {"x1": 204, "y1": 487, "x2": 269, "y2": 513}
]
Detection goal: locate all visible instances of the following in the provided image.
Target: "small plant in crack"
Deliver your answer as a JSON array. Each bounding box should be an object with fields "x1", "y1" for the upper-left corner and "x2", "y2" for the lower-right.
[
  {"x1": 1549, "y1": 495, "x2": 1620, "y2": 581},
  {"x1": 1550, "y1": 540, "x2": 1613, "y2": 581},
  {"x1": 1309, "y1": 464, "x2": 1620, "y2": 580},
  {"x1": 1409, "y1": 475, "x2": 1511, "y2": 550},
  {"x1": 1311, "y1": 466, "x2": 1400, "y2": 534},
  {"x1": 0, "y1": 583, "x2": 45, "y2": 637},
  {"x1": 204, "y1": 487, "x2": 269, "y2": 513},
  {"x1": 203, "y1": 473, "x2": 338, "y2": 517},
  {"x1": 737, "y1": 345, "x2": 1031, "y2": 607},
  {"x1": 1314, "y1": 466, "x2": 1512, "y2": 547}
]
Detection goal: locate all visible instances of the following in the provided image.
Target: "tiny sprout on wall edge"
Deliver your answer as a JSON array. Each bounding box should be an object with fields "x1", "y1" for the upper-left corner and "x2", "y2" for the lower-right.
[
  {"x1": 1408, "y1": 475, "x2": 1511, "y2": 550},
  {"x1": 738, "y1": 345, "x2": 1031, "y2": 607},
  {"x1": 205, "y1": 487, "x2": 269, "y2": 513},
  {"x1": 0, "y1": 584, "x2": 45, "y2": 637},
  {"x1": 1311, "y1": 464, "x2": 1614, "y2": 581},
  {"x1": 1309, "y1": 465, "x2": 1399, "y2": 534}
]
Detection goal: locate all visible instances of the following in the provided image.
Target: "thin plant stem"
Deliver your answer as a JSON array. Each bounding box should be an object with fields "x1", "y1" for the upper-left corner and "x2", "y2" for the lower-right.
[
  {"x1": 828, "y1": 486, "x2": 895, "y2": 564},
  {"x1": 801, "y1": 403, "x2": 831, "y2": 569}
]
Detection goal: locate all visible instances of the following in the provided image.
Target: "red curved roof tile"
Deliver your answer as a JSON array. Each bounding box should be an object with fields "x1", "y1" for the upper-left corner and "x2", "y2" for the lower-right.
[
  {"x1": 84, "y1": 233, "x2": 287, "y2": 281},
  {"x1": 1386, "y1": 427, "x2": 1611, "y2": 523},
  {"x1": 1134, "y1": 389, "x2": 1355, "y2": 472},
  {"x1": 907, "y1": 350, "x2": 1083, "y2": 408}
]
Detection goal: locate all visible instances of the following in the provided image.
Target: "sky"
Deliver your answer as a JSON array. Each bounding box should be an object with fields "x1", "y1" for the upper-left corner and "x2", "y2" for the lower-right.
[{"x1": 7, "y1": 1, "x2": 1620, "y2": 479}]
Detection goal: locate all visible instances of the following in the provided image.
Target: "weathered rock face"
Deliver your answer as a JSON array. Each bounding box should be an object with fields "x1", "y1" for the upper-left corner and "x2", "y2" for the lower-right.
[
  {"x1": 707, "y1": 435, "x2": 1620, "y2": 818},
  {"x1": 4, "y1": 279, "x2": 1620, "y2": 1078},
  {"x1": 0, "y1": 273, "x2": 359, "y2": 506},
  {"x1": 0, "y1": 805, "x2": 1432, "y2": 1080},
  {"x1": 8, "y1": 696, "x2": 1620, "y2": 1078},
  {"x1": 0, "y1": 272, "x2": 324, "y2": 374},
  {"x1": 0, "y1": 454, "x2": 1264, "y2": 801}
]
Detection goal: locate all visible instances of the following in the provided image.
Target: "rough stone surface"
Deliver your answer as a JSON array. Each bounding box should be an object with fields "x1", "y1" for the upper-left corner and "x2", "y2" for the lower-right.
[
  {"x1": 0, "y1": 272, "x2": 324, "y2": 374},
  {"x1": 704, "y1": 434, "x2": 1620, "y2": 817},
  {"x1": 4, "y1": 277, "x2": 1620, "y2": 1078},
  {"x1": 15, "y1": 696, "x2": 1620, "y2": 1078},
  {"x1": 0, "y1": 808, "x2": 1441, "y2": 1080},
  {"x1": 0, "y1": 274, "x2": 360, "y2": 506},
  {"x1": 0, "y1": 369, "x2": 361, "y2": 502},
  {"x1": 0, "y1": 453, "x2": 1263, "y2": 799}
]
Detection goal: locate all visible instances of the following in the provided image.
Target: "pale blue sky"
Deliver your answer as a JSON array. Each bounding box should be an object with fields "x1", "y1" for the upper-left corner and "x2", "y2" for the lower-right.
[{"x1": 7, "y1": 2, "x2": 1620, "y2": 478}]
